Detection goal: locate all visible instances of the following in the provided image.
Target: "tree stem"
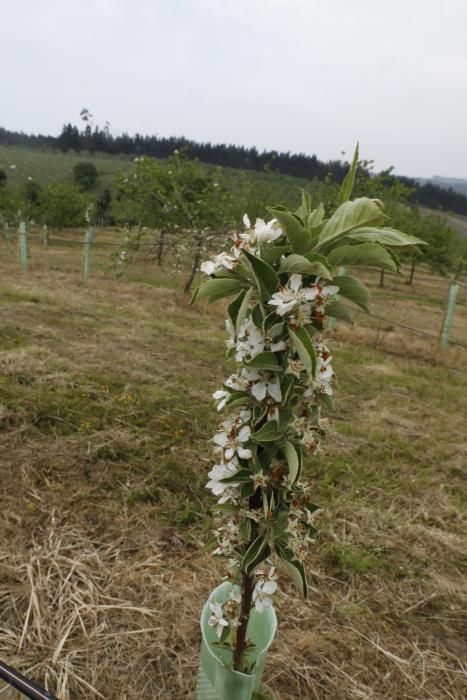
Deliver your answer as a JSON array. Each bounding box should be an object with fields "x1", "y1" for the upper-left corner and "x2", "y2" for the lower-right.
[
  {"x1": 184, "y1": 232, "x2": 202, "y2": 293},
  {"x1": 233, "y1": 570, "x2": 254, "y2": 671},
  {"x1": 156, "y1": 229, "x2": 166, "y2": 266}
]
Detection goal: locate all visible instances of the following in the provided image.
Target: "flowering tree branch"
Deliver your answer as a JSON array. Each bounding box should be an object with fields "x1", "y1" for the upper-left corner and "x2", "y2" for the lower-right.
[{"x1": 193, "y1": 146, "x2": 425, "y2": 674}]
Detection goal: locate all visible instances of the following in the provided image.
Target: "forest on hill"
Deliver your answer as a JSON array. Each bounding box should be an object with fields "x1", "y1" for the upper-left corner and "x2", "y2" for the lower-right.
[{"x1": 1, "y1": 123, "x2": 467, "y2": 216}]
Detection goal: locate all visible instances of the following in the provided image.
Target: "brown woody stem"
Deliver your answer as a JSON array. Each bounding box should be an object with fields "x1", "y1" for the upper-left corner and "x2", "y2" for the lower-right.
[{"x1": 232, "y1": 569, "x2": 254, "y2": 671}]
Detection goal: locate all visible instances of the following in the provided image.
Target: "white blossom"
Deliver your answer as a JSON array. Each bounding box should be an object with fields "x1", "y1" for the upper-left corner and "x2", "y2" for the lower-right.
[
  {"x1": 253, "y1": 218, "x2": 283, "y2": 243},
  {"x1": 270, "y1": 338, "x2": 287, "y2": 352},
  {"x1": 201, "y1": 251, "x2": 237, "y2": 275},
  {"x1": 213, "y1": 388, "x2": 230, "y2": 411},
  {"x1": 314, "y1": 345, "x2": 334, "y2": 395},
  {"x1": 268, "y1": 274, "x2": 319, "y2": 316},
  {"x1": 244, "y1": 369, "x2": 282, "y2": 403},
  {"x1": 206, "y1": 459, "x2": 239, "y2": 497},
  {"x1": 253, "y1": 568, "x2": 278, "y2": 613},
  {"x1": 208, "y1": 601, "x2": 229, "y2": 637},
  {"x1": 225, "y1": 371, "x2": 250, "y2": 393},
  {"x1": 269, "y1": 274, "x2": 339, "y2": 320},
  {"x1": 213, "y1": 423, "x2": 252, "y2": 461},
  {"x1": 300, "y1": 430, "x2": 319, "y2": 452},
  {"x1": 235, "y1": 318, "x2": 264, "y2": 361},
  {"x1": 264, "y1": 323, "x2": 287, "y2": 353},
  {"x1": 287, "y1": 358, "x2": 305, "y2": 378}
]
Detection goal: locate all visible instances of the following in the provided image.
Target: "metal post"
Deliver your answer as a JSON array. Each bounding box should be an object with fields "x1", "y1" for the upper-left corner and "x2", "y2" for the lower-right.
[{"x1": 439, "y1": 282, "x2": 459, "y2": 351}]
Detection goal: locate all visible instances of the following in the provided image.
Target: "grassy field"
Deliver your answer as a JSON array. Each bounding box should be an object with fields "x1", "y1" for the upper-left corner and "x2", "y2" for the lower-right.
[
  {"x1": 0, "y1": 145, "x2": 134, "y2": 193},
  {"x1": 0, "y1": 233, "x2": 466, "y2": 699}
]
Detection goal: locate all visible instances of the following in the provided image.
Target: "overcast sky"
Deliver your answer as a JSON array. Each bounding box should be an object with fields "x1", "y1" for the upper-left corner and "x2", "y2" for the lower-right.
[{"x1": 1, "y1": 0, "x2": 466, "y2": 178}]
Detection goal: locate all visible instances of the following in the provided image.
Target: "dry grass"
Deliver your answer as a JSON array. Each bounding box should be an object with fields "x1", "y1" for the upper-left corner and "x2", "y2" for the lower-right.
[{"x1": 0, "y1": 234, "x2": 466, "y2": 699}]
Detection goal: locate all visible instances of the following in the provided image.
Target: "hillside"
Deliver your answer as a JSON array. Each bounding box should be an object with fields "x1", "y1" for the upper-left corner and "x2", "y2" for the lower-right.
[
  {"x1": 3, "y1": 144, "x2": 467, "y2": 243},
  {"x1": 418, "y1": 175, "x2": 467, "y2": 197},
  {"x1": 0, "y1": 143, "x2": 315, "y2": 210},
  {"x1": 0, "y1": 145, "x2": 133, "y2": 194},
  {"x1": 3, "y1": 124, "x2": 467, "y2": 216}
]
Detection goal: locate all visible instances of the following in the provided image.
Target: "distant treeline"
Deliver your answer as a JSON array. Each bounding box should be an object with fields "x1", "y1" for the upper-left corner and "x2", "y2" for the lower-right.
[{"x1": 1, "y1": 124, "x2": 467, "y2": 216}]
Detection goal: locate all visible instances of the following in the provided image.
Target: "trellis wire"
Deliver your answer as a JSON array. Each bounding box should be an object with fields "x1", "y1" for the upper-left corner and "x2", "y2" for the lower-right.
[{"x1": 350, "y1": 306, "x2": 467, "y2": 350}]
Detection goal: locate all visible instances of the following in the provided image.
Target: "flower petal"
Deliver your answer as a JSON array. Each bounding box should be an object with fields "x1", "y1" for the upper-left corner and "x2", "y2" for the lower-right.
[{"x1": 251, "y1": 381, "x2": 267, "y2": 401}]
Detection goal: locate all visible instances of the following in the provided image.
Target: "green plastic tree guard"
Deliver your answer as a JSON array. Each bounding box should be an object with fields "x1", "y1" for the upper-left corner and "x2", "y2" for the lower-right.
[
  {"x1": 196, "y1": 582, "x2": 277, "y2": 700},
  {"x1": 18, "y1": 221, "x2": 28, "y2": 272},
  {"x1": 439, "y1": 282, "x2": 459, "y2": 350},
  {"x1": 82, "y1": 226, "x2": 94, "y2": 283}
]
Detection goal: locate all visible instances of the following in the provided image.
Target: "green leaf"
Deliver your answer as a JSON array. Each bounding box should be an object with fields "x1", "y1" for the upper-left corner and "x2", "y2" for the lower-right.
[
  {"x1": 260, "y1": 244, "x2": 290, "y2": 266},
  {"x1": 276, "y1": 543, "x2": 308, "y2": 598},
  {"x1": 243, "y1": 535, "x2": 271, "y2": 576},
  {"x1": 226, "y1": 392, "x2": 250, "y2": 408},
  {"x1": 333, "y1": 275, "x2": 370, "y2": 312},
  {"x1": 191, "y1": 277, "x2": 246, "y2": 304},
  {"x1": 314, "y1": 198, "x2": 386, "y2": 253},
  {"x1": 320, "y1": 393, "x2": 335, "y2": 411},
  {"x1": 288, "y1": 326, "x2": 316, "y2": 378},
  {"x1": 308, "y1": 202, "x2": 325, "y2": 229},
  {"x1": 243, "y1": 250, "x2": 278, "y2": 302},
  {"x1": 244, "y1": 351, "x2": 282, "y2": 372},
  {"x1": 343, "y1": 226, "x2": 428, "y2": 248},
  {"x1": 327, "y1": 242, "x2": 397, "y2": 272},
  {"x1": 325, "y1": 300, "x2": 353, "y2": 324},
  {"x1": 263, "y1": 316, "x2": 283, "y2": 336},
  {"x1": 226, "y1": 286, "x2": 254, "y2": 334},
  {"x1": 277, "y1": 407, "x2": 293, "y2": 430},
  {"x1": 240, "y1": 481, "x2": 256, "y2": 498},
  {"x1": 239, "y1": 518, "x2": 252, "y2": 542},
  {"x1": 268, "y1": 207, "x2": 312, "y2": 254},
  {"x1": 280, "y1": 374, "x2": 295, "y2": 405},
  {"x1": 227, "y1": 290, "x2": 246, "y2": 329},
  {"x1": 251, "y1": 420, "x2": 284, "y2": 443},
  {"x1": 283, "y1": 441, "x2": 301, "y2": 484},
  {"x1": 257, "y1": 445, "x2": 278, "y2": 467},
  {"x1": 220, "y1": 469, "x2": 252, "y2": 484},
  {"x1": 269, "y1": 509, "x2": 290, "y2": 542},
  {"x1": 295, "y1": 189, "x2": 312, "y2": 221},
  {"x1": 251, "y1": 303, "x2": 265, "y2": 328},
  {"x1": 338, "y1": 143, "x2": 359, "y2": 204},
  {"x1": 279, "y1": 253, "x2": 332, "y2": 279}
]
